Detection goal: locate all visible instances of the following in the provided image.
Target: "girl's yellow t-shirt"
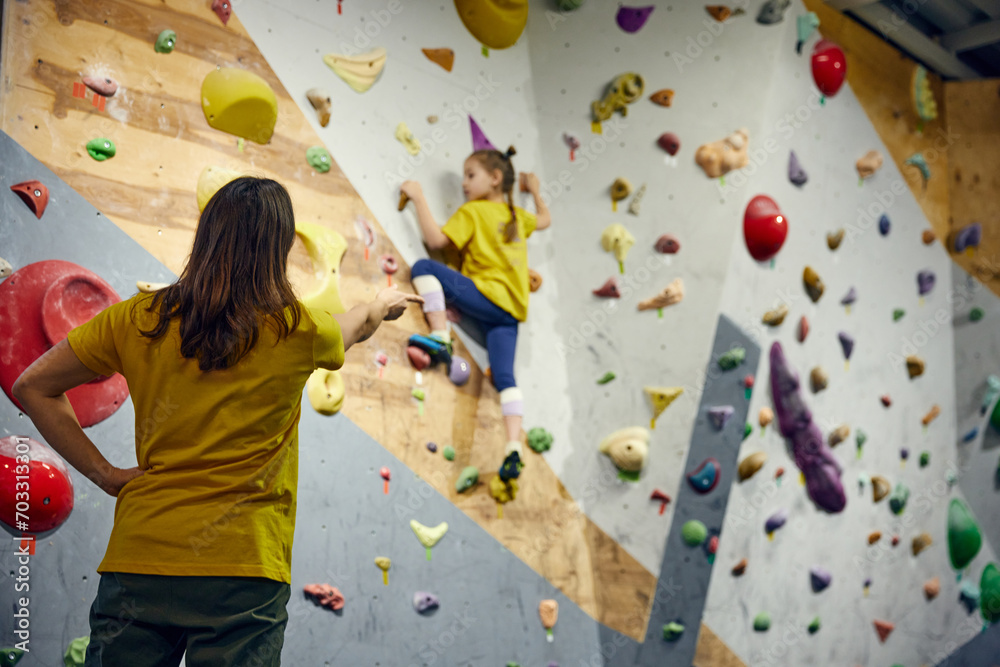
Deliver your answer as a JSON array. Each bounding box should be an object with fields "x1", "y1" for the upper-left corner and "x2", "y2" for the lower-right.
[
  {"x1": 66, "y1": 292, "x2": 344, "y2": 584},
  {"x1": 441, "y1": 200, "x2": 537, "y2": 322}
]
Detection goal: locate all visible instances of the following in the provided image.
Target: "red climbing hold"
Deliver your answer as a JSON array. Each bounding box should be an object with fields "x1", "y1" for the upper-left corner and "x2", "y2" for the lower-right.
[
  {"x1": 743, "y1": 195, "x2": 788, "y2": 262},
  {"x1": 212, "y1": 0, "x2": 232, "y2": 25},
  {"x1": 873, "y1": 619, "x2": 894, "y2": 643},
  {"x1": 811, "y1": 40, "x2": 847, "y2": 97},
  {"x1": 10, "y1": 180, "x2": 49, "y2": 219}
]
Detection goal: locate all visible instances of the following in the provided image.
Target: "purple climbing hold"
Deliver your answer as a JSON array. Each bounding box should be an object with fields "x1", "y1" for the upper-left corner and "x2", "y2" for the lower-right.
[
  {"x1": 788, "y1": 150, "x2": 808, "y2": 186},
  {"x1": 900, "y1": 447, "x2": 909, "y2": 460},
  {"x1": 838, "y1": 332, "x2": 854, "y2": 360},
  {"x1": 765, "y1": 508, "x2": 789, "y2": 533},
  {"x1": 469, "y1": 115, "x2": 497, "y2": 152},
  {"x1": 413, "y1": 591, "x2": 440, "y2": 613},
  {"x1": 708, "y1": 405, "x2": 735, "y2": 430},
  {"x1": 426, "y1": 441, "x2": 438, "y2": 453},
  {"x1": 449, "y1": 356, "x2": 471, "y2": 386},
  {"x1": 616, "y1": 5, "x2": 655, "y2": 33},
  {"x1": 687, "y1": 457, "x2": 721, "y2": 494},
  {"x1": 840, "y1": 287, "x2": 857, "y2": 306},
  {"x1": 953, "y1": 222, "x2": 982, "y2": 253},
  {"x1": 878, "y1": 214, "x2": 890, "y2": 236},
  {"x1": 917, "y1": 270, "x2": 935, "y2": 296},
  {"x1": 810, "y1": 566, "x2": 832, "y2": 592},
  {"x1": 769, "y1": 342, "x2": 846, "y2": 513}
]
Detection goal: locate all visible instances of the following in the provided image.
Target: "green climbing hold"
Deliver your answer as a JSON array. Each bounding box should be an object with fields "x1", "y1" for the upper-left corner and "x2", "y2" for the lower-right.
[
  {"x1": 888, "y1": 482, "x2": 909, "y2": 515},
  {"x1": 86, "y1": 138, "x2": 116, "y2": 161},
  {"x1": 893, "y1": 308, "x2": 905, "y2": 322},
  {"x1": 743, "y1": 422, "x2": 752, "y2": 441},
  {"x1": 0, "y1": 648, "x2": 25, "y2": 667},
  {"x1": 807, "y1": 616, "x2": 820, "y2": 634},
  {"x1": 753, "y1": 612, "x2": 771, "y2": 632},
  {"x1": 919, "y1": 451, "x2": 930, "y2": 467},
  {"x1": 442, "y1": 445, "x2": 455, "y2": 461},
  {"x1": 557, "y1": 0, "x2": 584, "y2": 9},
  {"x1": 970, "y1": 307, "x2": 985, "y2": 322},
  {"x1": 948, "y1": 498, "x2": 983, "y2": 570},
  {"x1": 681, "y1": 520, "x2": 708, "y2": 546},
  {"x1": 505, "y1": 663, "x2": 520, "y2": 667},
  {"x1": 455, "y1": 466, "x2": 478, "y2": 493},
  {"x1": 597, "y1": 371, "x2": 616, "y2": 384},
  {"x1": 63, "y1": 636, "x2": 89, "y2": 667},
  {"x1": 306, "y1": 146, "x2": 332, "y2": 173},
  {"x1": 718, "y1": 347, "x2": 746, "y2": 371},
  {"x1": 527, "y1": 427, "x2": 553, "y2": 453},
  {"x1": 411, "y1": 388, "x2": 425, "y2": 401},
  {"x1": 154, "y1": 29, "x2": 177, "y2": 53},
  {"x1": 980, "y1": 562, "x2": 1000, "y2": 624},
  {"x1": 991, "y1": 398, "x2": 1000, "y2": 432},
  {"x1": 662, "y1": 621, "x2": 685, "y2": 641},
  {"x1": 855, "y1": 429, "x2": 867, "y2": 448}
]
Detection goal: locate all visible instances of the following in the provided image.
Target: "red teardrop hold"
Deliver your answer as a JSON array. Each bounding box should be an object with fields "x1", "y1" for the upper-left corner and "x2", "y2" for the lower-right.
[
  {"x1": 811, "y1": 40, "x2": 847, "y2": 97},
  {"x1": 743, "y1": 195, "x2": 788, "y2": 262}
]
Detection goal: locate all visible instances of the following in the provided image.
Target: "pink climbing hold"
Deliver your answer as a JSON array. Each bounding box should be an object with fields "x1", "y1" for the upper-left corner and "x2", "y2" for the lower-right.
[
  {"x1": 83, "y1": 75, "x2": 118, "y2": 97},
  {"x1": 657, "y1": 132, "x2": 680, "y2": 156},
  {"x1": 469, "y1": 115, "x2": 497, "y2": 152},
  {"x1": 654, "y1": 234, "x2": 681, "y2": 254},
  {"x1": 304, "y1": 583, "x2": 345, "y2": 611},
  {"x1": 797, "y1": 315, "x2": 809, "y2": 343}
]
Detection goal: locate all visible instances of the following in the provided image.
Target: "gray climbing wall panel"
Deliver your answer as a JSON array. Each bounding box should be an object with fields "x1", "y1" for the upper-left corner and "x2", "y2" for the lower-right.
[
  {"x1": 0, "y1": 130, "x2": 607, "y2": 665},
  {"x1": 597, "y1": 314, "x2": 760, "y2": 666}
]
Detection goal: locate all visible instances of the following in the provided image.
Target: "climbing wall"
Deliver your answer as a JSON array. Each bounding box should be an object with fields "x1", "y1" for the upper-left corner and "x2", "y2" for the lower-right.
[{"x1": 701, "y1": 3, "x2": 1000, "y2": 665}]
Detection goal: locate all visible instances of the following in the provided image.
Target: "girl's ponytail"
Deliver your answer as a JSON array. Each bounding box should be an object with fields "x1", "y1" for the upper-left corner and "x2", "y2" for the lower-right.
[{"x1": 501, "y1": 146, "x2": 518, "y2": 243}]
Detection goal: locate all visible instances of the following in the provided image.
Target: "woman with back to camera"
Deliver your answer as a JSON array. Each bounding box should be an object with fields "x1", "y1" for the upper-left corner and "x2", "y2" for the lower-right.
[{"x1": 12, "y1": 177, "x2": 422, "y2": 666}]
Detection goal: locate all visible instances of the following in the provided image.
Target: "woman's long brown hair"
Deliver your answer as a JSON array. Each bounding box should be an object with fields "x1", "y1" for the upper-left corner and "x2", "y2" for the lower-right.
[
  {"x1": 471, "y1": 147, "x2": 519, "y2": 242},
  {"x1": 135, "y1": 176, "x2": 301, "y2": 371}
]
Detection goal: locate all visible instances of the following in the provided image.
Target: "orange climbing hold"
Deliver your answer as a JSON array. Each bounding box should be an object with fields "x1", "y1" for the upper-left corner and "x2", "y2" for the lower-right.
[
  {"x1": 649, "y1": 89, "x2": 674, "y2": 107},
  {"x1": 422, "y1": 48, "x2": 455, "y2": 72},
  {"x1": 706, "y1": 5, "x2": 732, "y2": 21}
]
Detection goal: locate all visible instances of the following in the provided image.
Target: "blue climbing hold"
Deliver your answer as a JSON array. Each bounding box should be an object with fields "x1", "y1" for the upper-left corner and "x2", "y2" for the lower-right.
[{"x1": 687, "y1": 457, "x2": 721, "y2": 494}]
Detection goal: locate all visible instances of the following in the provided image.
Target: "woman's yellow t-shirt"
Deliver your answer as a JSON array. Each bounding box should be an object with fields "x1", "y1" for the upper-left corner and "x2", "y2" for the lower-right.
[
  {"x1": 441, "y1": 200, "x2": 537, "y2": 322},
  {"x1": 66, "y1": 292, "x2": 344, "y2": 584}
]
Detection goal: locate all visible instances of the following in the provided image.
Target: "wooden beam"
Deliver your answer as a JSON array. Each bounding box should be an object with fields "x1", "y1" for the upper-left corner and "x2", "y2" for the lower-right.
[{"x1": 941, "y1": 19, "x2": 1000, "y2": 52}]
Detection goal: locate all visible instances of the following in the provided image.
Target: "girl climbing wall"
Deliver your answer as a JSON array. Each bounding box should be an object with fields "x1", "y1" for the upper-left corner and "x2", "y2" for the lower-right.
[
  {"x1": 12, "y1": 177, "x2": 422, "y2": 667},
  {"x1": 400, "y1": 147, "x2": 551, "y2": 489}
]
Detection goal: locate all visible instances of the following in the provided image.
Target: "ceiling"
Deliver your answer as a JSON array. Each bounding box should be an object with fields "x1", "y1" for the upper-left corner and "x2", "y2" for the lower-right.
[{"x1": 826, "y1": 0, "x2": 1000, "y2": 79}]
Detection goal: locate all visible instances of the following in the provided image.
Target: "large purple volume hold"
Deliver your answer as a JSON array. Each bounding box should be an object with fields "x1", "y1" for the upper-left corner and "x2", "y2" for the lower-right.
[{"x1": 769, "y1": 342, "x2": 846, "y2": 512}]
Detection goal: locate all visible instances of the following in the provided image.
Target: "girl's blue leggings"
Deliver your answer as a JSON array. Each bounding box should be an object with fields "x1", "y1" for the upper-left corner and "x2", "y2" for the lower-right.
[{"x1": 410, "y1": 259, "x2": 518, "y2": 394}]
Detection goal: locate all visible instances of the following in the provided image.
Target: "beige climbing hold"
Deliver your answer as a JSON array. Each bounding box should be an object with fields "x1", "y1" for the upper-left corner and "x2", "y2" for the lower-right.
[
  {"x1": 395, "y1": 121, "x2": 421, "y2": 155},
  {"x1": 638, "y1": 278, "x2": 684, "y2": 311},
  {"x1": 600, "y1": 223, "x2": 635, "y2": 266},
  {"x1": 738, "y1": 451, "x2": 767, "y2": 481},
  {"x1": 906, "y1": 355, "x2": 925, "y2": 379},
  {"x1": 923, "y1": 576, "x2": 940, "y2": 600},
  {"x1": 410, "y1": 520, "x2": 448, "y2": 549},
  {"x1": 810, "y1": 366, "x2": 828, "y2": 393},
  {"x1": 306, "y1": 88, "x2": 332, "y2": 127},
  {"x1": 611, "y1": 177, "x2": 633, "y2": 204},
  {"x1": 912, "y1": 532, "x2": 933, "y2": 556},
  {"x1": 136, "y1": 281, "x2": 169, "y2": 293},
  {"x1": 538, "y1": 599, "x2": 558, "y2": 629},
  {"x1": 196, "y1": 165, "x2": 244, "y2": 212},
  {"x1": 762, "y1": 304, "x2": 788, "y2": 326},
  {"x1": 489, "y1": 474, "x2": 518, "y2": 503},
  {"x1": 323, "y1": 47, "x2": 387, "y2": 93},
  {"x1": 856, "y1": 150, "x2": 883, "y2": 179},
  {"x1": 695, "y1": 128, "x2": 749, "y2": 179},
  {"x1": 921, "y1": 404, "x2": 940, "y2": 426},
  {"x1": 599, "y1": 426, "x2": 650, "y2": 473},
  {"x1": 421, "y1": 48, "x2": 455, "y2": 72},
  {"x1": 296, "y1": 220, "x2": 348, "y2": 315},
  {"x1": 306, "y1": 368, "x2": 345, "y2": 415},
  {"x1": 868, "y1": 531, "x2": 882, "y2": 545},
  {"x1": 826, "y1": 229, "x2": 845, "y2": 250},
  {"x1": 627, "y1": 183, "x2": 646, "y2": 215},
  {"x1": 427, "y1": 115, "x2": 439, "y2": 124},
  {"x1": 0, "y1": 256, "x2": 12, "y2": 279},
  {"x1": 803, "y1": 265, "x2": 824, "y2": 302},
  {"x1": 759, "y1": 407, "x2": 773, "y2": 429},
  {"x1": 871, "y1": 475, "x2": 890, "y2": 502},
  {"x1": 828, "y1": 424, "x2": 850, "y2": 447}
]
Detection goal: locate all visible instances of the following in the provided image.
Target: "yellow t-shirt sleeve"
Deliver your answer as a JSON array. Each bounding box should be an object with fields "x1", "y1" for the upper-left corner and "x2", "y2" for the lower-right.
[
  {"x1": 66, "y1": 299, "x2": 127, "y2": 377},
  {"x1": 521, "y1": 208, "x2": 537, "y2": 239},
  {"x1": 442, "y1": 206, "x2": 476, "y2": 250},
  {"x1": 308, "y1": 307, "x2": 346, "y2": 370}
]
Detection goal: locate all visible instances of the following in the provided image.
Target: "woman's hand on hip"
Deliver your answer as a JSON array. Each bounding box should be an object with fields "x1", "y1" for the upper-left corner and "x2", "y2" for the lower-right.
[{"x1": 97, "y1": 465, "x2": 145, "y2": 497}]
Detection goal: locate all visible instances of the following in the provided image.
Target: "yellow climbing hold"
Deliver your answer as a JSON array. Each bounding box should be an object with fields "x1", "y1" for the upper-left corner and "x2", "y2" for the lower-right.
[
  {"x1": 489, "y1": 474, "x2": 519, "y2": 503},
  {"x1": 374, "y1": 556, "x2": 391, "y2": 585},
  {"x1": 644, "y1": 386, "x2": 683, "y2": 429},
  {"x1": 410, "y1": 520, "x2": 448, "y2": 548},
  {"x1": 306, "y1": 368, "x2": 345, "y2": 415},
  {"x1": 454, "y1": 0, "x2": 528, "y2": 50},
  {"x1": 295, "y1": 221, "x2": 348, "y2": 316},
  {"x1": 323, "y1": 47, "x2": 387, "y2": 93},
  {"x1": 196, "y1": 165, "x2": 244, "y2": 212},
  {"x1": 200, "y1": 68, "x2": 278, "y2": 144},
  {"x1": 601, "y1": 223, "x2": 635, "y2": 269},
  {"x1": 395, "y1": 121, "x2": 421, "y2": 155}
]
